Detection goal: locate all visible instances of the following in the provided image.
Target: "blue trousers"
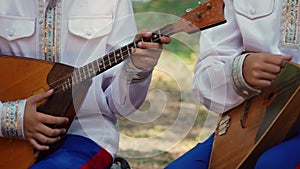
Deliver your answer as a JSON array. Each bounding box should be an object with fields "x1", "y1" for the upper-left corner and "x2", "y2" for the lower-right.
[
  {"x1": 30, "y1": 134, "x2": 113, "y2": 169},
  {"x1": 165, "y1": 132, "x2": 300, "y2": 169}
]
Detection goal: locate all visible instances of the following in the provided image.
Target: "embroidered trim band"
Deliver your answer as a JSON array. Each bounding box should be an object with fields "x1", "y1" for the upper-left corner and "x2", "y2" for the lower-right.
[
  {"x1": 122, "y1": 59, "x2": 153, "y2": 84},
  {"x1": 279, "y1": 0, "x2": 300, "y2": 49},
  {"x1": 38, "y1": 0, "x2": 62, "y2": 62},
  {"x1": 1, "y1": 100, "x2": 26, "y2": 139},
  {"x1": 231, "y1": 54, "x2": 260, "y2": 98}
]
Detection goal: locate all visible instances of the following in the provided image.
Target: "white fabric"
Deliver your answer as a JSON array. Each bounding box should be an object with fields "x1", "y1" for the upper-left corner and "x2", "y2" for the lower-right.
[
  {"x1": 192, "y1": 0, "x2": 300, "y2": 114},
  {"x1": 0, "y1": 0, "x2": 150, "y2": 156}
]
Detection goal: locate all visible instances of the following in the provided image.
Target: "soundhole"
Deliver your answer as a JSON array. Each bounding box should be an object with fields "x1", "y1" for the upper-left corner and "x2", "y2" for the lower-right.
[
  {"x1": 264, "y1": 88, "x2": 277, "y2": 106},
  {"x1": 267, "y1": 92, "x2": 275, "y2": 100}
]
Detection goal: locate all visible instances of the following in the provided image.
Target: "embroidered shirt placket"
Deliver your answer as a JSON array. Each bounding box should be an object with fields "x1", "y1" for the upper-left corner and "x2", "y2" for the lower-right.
[
  {"x1": 279, "y1": 0, "x2": 300, "y2": 49},
  {"x1": 38, "y1": 0, "x2": 62, "y2": 62}
]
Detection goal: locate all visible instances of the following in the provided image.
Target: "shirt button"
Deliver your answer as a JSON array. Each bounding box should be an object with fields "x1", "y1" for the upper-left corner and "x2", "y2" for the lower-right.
[
  {"x1": 249, "y1": 8, "x2": 256, "y2": 15},
  {"x1": 7, "y1": 28, "x2": 15, "y2": 37},
  {"x1": 86, "y1": 29, "x2": 94, "y2": 36}
]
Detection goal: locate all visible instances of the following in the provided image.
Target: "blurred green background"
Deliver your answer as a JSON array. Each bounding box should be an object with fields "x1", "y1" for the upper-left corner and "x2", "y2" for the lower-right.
[
  {"x1": 133, "y1": 0, "x2": 203, "y2": 64},
  {"x1": 133, "y1": 0, "x2": 199, "y2": 16}
]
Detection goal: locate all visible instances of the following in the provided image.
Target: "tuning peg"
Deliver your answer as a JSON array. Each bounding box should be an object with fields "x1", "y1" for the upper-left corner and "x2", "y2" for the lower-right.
[
  {"x1": 207, "y1": 3, "x2": 212, "y2": 9},
  {"x1": 198, "y1": 1, "x2": 202, "y2": 5},
  {"x1": 185, "y1": 8, "x2": 193, "y2": 13}
]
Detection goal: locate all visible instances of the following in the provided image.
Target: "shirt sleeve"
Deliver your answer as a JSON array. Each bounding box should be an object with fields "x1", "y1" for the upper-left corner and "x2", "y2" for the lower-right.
[
  {"x1": 96, "y1": 0, "x2": 152, "y2": 117},
  {"x1": 192, "y1": 0, "x2": 246, "y2": 114}
]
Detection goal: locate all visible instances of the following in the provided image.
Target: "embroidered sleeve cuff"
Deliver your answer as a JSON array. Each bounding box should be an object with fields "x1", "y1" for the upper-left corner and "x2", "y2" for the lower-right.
[
  {"x1": 122, "y1": 58, "x2": 153, "y2": 84},
  {"x1": 231, "y1": 53, "x2": 261, "y2": 98},
  {"x1": 1, "y1": 99, "x2": 26, "y2": 139}
]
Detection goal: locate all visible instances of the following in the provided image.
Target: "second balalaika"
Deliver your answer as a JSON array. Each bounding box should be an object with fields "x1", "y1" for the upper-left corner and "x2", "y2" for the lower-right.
[
  {"x1": 0, "y1": 0, "x2": 226, "y2": 168},
  {"x1": 209, "y1": 61, "x2": 300, "y2": 169}
]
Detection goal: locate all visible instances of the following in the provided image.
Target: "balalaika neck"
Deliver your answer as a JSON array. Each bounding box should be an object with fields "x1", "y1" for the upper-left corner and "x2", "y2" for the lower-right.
[{"x1": 55, "y1": 24, "x2": 177, "y2": 93}]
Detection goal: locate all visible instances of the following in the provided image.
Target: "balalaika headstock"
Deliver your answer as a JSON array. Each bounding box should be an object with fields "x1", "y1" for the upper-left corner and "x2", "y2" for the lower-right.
[{"x1": 167, "y1": 0, "x2": 226, "y2": 36}]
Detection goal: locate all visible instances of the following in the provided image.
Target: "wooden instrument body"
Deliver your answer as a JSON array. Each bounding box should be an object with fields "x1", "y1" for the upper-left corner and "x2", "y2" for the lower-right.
[
  {"x1": 209, "y1": 62, "x2": 300, "y2": 169},
  {"x1": 0, "y1": 55, "x2": 91, "y2": 168}
]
